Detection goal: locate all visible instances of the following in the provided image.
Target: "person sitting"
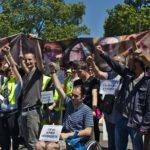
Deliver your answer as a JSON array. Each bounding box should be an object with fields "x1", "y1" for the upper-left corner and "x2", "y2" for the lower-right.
[{"x1": 35, "y1": 62, "x2": 94, "y2": 150}]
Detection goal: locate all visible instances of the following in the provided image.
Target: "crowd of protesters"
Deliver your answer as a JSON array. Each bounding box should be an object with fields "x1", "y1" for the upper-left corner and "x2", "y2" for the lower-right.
[{"x1": 0, "y1": 37, "x2": 149, "y2": 150}]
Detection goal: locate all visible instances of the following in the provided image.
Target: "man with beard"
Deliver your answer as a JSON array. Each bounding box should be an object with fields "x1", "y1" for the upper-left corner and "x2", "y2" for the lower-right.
[{"x1": 96, "y1": 45, "x2": 150, "y2": 150}]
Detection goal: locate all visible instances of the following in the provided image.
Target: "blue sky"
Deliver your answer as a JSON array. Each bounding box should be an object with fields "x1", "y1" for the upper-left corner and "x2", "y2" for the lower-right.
[{"x1": 66, "y1": 0, "x2": 123, "y2": 38}]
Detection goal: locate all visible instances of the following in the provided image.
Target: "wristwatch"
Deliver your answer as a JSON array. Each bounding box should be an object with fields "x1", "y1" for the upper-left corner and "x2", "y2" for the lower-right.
[{"x1": 74, "y1": 130, "x2": 79, "y2": 137}]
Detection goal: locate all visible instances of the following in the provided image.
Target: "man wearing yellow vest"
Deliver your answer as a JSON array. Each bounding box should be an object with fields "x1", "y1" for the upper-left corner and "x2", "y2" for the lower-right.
[
  {"x1": 41, "y1": 73, "x2": 64, "y2": 125},
  {"x1": 42, "y1": 42, "x2": 65, "y2": 125},
  {"x1": 0, "y1": 45, "x2": 23, "y2": 150}
]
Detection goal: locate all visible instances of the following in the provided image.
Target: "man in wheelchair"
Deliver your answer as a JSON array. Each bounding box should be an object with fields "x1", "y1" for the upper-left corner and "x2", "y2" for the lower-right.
[{"x1": 36, "y1": 63, "x2": 94, "y2": 150}]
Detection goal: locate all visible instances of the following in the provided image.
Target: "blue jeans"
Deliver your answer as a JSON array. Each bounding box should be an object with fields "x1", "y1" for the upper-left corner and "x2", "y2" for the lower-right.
[{"x1": 115, "y1": 115, "x2": 143, "y2": 150}]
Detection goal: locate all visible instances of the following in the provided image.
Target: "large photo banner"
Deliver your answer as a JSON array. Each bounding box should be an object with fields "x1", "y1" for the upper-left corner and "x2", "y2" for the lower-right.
[
  {"x1": 0, "y1": 30, "x2": 149, "y2": 75},
  {"x1": 93, "y1": 30, "x2": 150, "y2": 70}
]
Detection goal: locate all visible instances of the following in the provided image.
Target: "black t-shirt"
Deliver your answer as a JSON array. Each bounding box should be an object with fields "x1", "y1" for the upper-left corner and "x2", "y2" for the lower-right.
[{"x1": 82, "y1": 76, "x2": 99, "y2": 108}]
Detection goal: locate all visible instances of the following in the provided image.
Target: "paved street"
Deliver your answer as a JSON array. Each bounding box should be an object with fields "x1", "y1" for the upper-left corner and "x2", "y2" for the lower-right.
[{"x1": 99, "y1": 122, "x2": 133, "y2": 150}]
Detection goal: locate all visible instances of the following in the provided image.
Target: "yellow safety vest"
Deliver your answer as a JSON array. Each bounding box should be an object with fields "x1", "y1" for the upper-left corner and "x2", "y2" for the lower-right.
[
  {"x1": 42, "y1": 75, "x2": 64, "y2": 111},
  {"x1": 42, "y1": 75, "x2": 51, "y2": 91},
  {"x1": 64, "y1": 77, "x2": 73, "y2": 97},
  {"x1": 2, "y1": 77, "x2": 16, "y2": 105},
  {"x1": 42, "y1": 75, "x2": 60, "y2": 101}
]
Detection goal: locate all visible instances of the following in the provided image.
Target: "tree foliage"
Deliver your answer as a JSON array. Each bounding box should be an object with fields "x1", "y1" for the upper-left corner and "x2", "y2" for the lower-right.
[
  {"x1": 0, "y1": 0, "x2": 89, "y2": 40},
  {"x1": 124, "y1": 0, "x2": 150, "y2": 8},
  {"x1": 104, "y1": 0, "x2": 150, "y2": 37}
]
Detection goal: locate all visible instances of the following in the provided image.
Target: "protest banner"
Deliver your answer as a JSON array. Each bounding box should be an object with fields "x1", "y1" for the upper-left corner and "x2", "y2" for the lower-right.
[{"x1": 0, "y1": 30, "x2": 149, "y2": 75}]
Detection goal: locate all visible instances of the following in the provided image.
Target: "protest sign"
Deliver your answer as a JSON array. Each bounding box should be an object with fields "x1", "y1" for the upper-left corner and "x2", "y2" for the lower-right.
[
  {"x1": 39, "y1": 125, "x2": 63, "y2": 142},
  {"x1": 100, "y1": 80, "x2": 120, "y2": 96},
  {"x1": 41, "y1": 91, "x2": 54, "y2": 104},
  {"x1": 99, "y1": 75, "x2": 121, "y2": 96}
]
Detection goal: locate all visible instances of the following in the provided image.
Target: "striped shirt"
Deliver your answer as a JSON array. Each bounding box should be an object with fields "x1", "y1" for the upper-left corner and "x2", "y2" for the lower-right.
[{"x1": 62, "y1": 97, "x2": 94, "y2": 132}]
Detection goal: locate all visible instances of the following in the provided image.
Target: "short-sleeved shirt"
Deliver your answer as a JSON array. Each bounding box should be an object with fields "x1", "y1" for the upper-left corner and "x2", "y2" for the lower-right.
[
  {"x1": 62, "y1": 97, "x2": 94, "y2": 132},
  {"x1": 22, "y1": 68, "x2": 42, "y2": 108},
  {"x1": 82, "y1": 76, "x2": 99, "y2": 108}
]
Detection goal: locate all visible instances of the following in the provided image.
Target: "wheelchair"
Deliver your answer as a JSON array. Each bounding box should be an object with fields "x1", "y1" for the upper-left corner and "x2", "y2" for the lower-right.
[
  {"x1": 66, "y1": 137, "x2": 102, "y2": 150},
  {"x1": 86, "y1": 140, "x2": 102, "y2": 150}
]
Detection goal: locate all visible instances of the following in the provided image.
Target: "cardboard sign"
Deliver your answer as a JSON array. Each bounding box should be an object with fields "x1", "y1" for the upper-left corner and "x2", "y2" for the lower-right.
[
  {"x1": 41, "y1": 91, "x2": 54, "y2": 104},
  {"x1": 100, "y1": 80, "x2": 120, "y2": 95},
  {"x1": 39, "y1": 125, "x2": 63, "y2": 142}
]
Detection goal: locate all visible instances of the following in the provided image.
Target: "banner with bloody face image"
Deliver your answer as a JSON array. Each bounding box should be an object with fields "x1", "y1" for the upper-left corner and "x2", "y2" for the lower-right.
[{"x1": 0, "y1": 30, "x2": 149, "y2": 76}]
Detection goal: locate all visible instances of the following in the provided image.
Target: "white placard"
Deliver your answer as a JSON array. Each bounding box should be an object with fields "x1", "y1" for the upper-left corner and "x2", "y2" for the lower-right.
[
  {"x1": 39, "y1": 125, "x2": 63, "y2": 142},
  {"x1": 100, "y1": 80, "x2": 120, "y2": 95},
  {"x1": 41, "y1": 91, "x2": 54, "y2": 104}
]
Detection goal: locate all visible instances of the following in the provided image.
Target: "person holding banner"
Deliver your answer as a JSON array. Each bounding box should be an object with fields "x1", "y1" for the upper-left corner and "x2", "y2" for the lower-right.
[
  {"x1": 87, "y1": 54, "x2": 125, "y2": 150},
  {"x1": 35, "y1": 62, "x2": 94, "y2": 150},
  {"x1": 0, "y1": 45, "x2": 22, "y2": 150},
  {"x1": 43, "y1": 42, "x2": 65, "y2": 124},
  {"x1": 76, "y1": 61, "x2": 100, "y2": 142},
  {"x1": 18, "y1": 38, "x2": 51, "y2": 149},
  {"x1": 19, "y1": 51, "x2": 43, "y2": 149},
  {"x1": 96, "y1": 44, "x2": 150, "y2": 150}
]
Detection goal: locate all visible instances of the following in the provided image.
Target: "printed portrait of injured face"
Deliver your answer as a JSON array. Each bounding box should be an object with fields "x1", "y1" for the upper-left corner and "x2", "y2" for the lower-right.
[
  {"x1": 120, "y1": 32, "x2": 150, "y2": 64},
  {"x1": 42, "y1": 42, "x2": 63, "y2": 75},
  {"x1": 43, "y1": 42, "x2": 63, "y2": 63},
  {"x1": 93, "y1": 37, "x2": 121, "y2": 71},
  {"x1": 69, "y1": 42, "x2": 85, "y2": 62},
  {"x1": 100, "y1": 37, "x2": 120, "y2": 57},
  {"x1": 132, "y1": 33, "x2": 150, "y2": 62}
]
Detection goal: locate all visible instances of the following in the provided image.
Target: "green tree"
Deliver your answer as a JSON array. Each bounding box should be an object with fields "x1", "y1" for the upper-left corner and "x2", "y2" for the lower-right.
[
  {"x1": 104, "y1": 1, "x2": 150, "y2": 37},
  {"x1": 124, "y1": 0, "x2": 150, "y2": 8},
  {"x1": 0, "y1": 0, "x2": 89, "y2": 40}
]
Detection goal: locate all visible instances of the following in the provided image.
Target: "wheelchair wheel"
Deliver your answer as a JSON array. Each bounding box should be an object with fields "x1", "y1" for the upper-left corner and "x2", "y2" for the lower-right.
[{"x1": 86, "y1": 140, "x2": 102, "y2": 150}]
